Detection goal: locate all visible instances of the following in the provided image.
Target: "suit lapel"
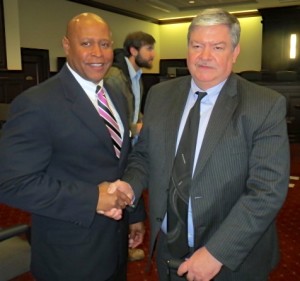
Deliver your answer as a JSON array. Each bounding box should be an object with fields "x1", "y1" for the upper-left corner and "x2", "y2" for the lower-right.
[
  {"x1": 194, "y1": 74, "x2": 239, "y2": 178},
  {"x1": 59, "y1": 65, "x2": 129, "y2": 159},
  {"x1": 59, "y1": 65, "x2": 107, "y2": 139},
  {"x1": 164, "y1": 77, "x2": 191, "y2": 176}
]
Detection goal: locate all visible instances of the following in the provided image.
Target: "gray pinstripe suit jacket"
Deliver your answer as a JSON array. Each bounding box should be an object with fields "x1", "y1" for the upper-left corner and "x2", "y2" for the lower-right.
[{"x1": 123, "y1": 73, "x2": 290, "y2": 280}]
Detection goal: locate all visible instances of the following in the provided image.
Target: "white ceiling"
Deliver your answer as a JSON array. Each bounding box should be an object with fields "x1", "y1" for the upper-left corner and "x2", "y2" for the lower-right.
[{"x1": 69, "y1": 0, "x2": 300, "y2": 22}]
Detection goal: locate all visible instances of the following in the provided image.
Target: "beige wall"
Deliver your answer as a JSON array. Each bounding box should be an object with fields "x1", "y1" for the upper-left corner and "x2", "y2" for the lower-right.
[
  {"x1": 159, "y1": 16, "x2": 262, "y2": 73},
  {"x1": 160, "y1": 23, "x2": 189, "y2": 59},
  {"x1": 235, "y1": 17, "x2": 262, "y2": 72},
  {"x1": 3, "y1": 0, "x2": 21, "y2": 70},
  {"x1": 4, "y1": 0, "x2": 262, "y2": 74},
  {"x1": 18, "y1": 0, "x2": 160, "y2": 73}
]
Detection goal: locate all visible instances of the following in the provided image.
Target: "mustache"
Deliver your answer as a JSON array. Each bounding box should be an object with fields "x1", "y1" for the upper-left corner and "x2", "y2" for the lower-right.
[{"x1": 195, "y1": 61, "x2": 213, "y2": 68}]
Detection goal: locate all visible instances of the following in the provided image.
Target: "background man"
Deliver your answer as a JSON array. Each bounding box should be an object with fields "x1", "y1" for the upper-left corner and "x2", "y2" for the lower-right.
[{"x1": 106, "y1": 31, "x2": 156, "y2": 139}]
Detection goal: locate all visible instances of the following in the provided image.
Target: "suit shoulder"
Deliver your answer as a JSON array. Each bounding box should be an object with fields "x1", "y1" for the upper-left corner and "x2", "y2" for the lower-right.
[
  {"x1": 144, "y1": 76, "x2": 190, "y2": 110},
  {"x1": 105, "y1": 66, "x2": 128, "y2": 86},
  {"x1": 15, "y1": 74, "x2": 62, "y2": 103},
  {"x1": 106, "y1": 66, "x2": 124, "y2": 77},
  {"x1": 235, "y1": 74, "x2": 285, "y2": 101},
  {"x1": 150, "y1": 76, "x2": 191, "y2": 93}
]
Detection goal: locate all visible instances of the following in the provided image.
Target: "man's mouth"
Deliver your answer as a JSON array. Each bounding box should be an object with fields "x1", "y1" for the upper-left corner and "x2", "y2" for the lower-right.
[{"x1": 90, "y1": 63, "x2": 105, "y2": 67}]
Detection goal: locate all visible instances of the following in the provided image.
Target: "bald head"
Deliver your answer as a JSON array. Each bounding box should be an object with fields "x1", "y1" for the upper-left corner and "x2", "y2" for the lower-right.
[
  {"x1": 62, "y1": 12, "x2": 114, "y2": 84},
  {"x1": 66, "y1": 13, "x2": 111, "y2": 39}
]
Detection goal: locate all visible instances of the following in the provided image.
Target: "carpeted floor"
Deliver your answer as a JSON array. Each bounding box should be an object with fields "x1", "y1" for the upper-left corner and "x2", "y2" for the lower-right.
[{"x1": 1, "y1": 143, "x2": 299, "y2": 281}]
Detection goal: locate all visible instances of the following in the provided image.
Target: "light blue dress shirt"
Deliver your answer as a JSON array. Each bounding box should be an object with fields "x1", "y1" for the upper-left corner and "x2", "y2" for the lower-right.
[
  {"x1": 162, "y1": 78, "x2": 225, "y2": 247},
  {"x1": 125, "y1": 57, "x2": 142, "y2": 124}
]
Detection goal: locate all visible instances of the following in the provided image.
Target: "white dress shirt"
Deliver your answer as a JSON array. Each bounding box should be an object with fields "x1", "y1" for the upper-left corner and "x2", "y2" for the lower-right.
[{"x1": 66, "y1": 63, "x2": 124, "y2": 139}]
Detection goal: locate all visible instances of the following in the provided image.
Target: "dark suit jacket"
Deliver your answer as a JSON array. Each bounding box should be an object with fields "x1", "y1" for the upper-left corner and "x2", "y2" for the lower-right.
[
  {"x1": 123, "y1": 73, "x2": 290, "y2": 280},
  {"x1": 0, "y1": 65, "x2": 145, "y2": 281}
]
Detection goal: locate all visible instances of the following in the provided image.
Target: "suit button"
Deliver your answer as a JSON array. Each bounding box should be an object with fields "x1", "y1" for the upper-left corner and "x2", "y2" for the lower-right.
[{"x1": 156, "y1": 217, "x2": 163, "y2": 222}]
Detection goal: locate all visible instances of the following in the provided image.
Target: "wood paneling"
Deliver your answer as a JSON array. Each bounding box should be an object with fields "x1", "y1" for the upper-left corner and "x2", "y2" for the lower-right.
[
  {"x1": 0, "y1": 0, "x2": 7, "y2": 69},
  {"x1": 0, "y1": 71, "x2": 24, "y2": 103},
  {"x1": 260, "y1": 6, "x2": 300, "y2": 72}
]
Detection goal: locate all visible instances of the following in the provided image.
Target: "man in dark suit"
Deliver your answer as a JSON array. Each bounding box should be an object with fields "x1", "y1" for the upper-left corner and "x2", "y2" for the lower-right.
[
  {"x1": 111, "y1": 8, "x2": 290, "y2": 281},
  {"x1": 0, "y1": 13, "x2": 144, "y2": 281}
]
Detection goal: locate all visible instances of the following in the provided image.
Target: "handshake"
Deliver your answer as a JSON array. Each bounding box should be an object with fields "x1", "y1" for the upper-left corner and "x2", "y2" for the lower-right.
[{"x1": 96, "y1": 180, "x2": 134, "y2": 220}]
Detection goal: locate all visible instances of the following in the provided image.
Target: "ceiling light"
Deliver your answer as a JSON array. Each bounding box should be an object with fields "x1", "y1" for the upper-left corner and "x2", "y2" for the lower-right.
[{"x1": 290, "y1": 34, "x2": 297, "y2": 59}]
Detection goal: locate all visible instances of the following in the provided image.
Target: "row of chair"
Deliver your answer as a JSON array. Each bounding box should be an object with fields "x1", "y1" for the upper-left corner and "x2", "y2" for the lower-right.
[
  {"x1": 0, "y1": 103, "x2": 10, "y2": 137},
  {"x1": 239, "y1": 70, "x2": 299, "y2": 82},
  {"x1": 0, "y1": 224, "x2": 31, "y2": 281},
  {"x1": 0, "y1": 103, "x2": 32, "y2": 280}
]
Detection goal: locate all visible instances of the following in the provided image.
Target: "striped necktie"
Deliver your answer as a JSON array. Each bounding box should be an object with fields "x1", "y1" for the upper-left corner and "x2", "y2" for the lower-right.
[
  {"x1": 167, "y1": 91, "x2": 207, "y2": 258},
  {"x1": 96, "y1": 85, "x2": 122, "y2": 158}
]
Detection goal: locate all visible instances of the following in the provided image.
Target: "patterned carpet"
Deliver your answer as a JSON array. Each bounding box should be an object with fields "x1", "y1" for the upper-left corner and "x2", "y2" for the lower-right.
[{"x1": 1, "y1": 143, "x2": 299, "y2": 281}]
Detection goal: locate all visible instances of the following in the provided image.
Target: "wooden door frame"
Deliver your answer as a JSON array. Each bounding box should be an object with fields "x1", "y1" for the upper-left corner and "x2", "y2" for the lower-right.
[
  {"x1": 21, "y1": 48, "x2": 50, "y2": 83},
  {"x1": 0, "y1": 0, "x2": 7, "y2": 69}
]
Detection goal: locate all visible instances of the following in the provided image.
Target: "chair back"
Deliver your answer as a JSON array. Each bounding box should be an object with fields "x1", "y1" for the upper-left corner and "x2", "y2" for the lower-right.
[
  {"x1": 276, "y1": 71, "x2": 298, "y2": 81},
  {"x1": 0, "y1": 103, "x2": 10, "y2": 121}
]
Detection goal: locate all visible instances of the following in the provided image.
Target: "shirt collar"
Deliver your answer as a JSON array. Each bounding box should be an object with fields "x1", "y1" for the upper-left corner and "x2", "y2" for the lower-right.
[
  {"x1": 191, "y1": 78, "x2": 227, "y2": 101},
  {"x1": 125, "y1": 57, "x2": 142, "y2": 80},
  {"x1": 66, "y1": 62, "x2": 103, "y2": 93}
]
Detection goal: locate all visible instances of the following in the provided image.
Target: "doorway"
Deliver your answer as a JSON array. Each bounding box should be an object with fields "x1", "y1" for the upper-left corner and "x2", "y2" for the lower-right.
[{"x1": 21, "y1": 48, "x2": 50, "y2": 91}]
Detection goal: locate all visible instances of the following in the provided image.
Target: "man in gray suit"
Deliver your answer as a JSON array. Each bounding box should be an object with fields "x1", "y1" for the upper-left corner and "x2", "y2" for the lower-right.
[{"x1": 111, "y1": 8, "x2": 290, "y2": 281}]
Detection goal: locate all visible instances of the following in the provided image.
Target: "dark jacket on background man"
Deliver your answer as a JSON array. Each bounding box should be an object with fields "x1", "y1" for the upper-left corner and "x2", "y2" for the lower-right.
[{"x1": 106, "y1": 49, "x2": 144, "y2": 136}]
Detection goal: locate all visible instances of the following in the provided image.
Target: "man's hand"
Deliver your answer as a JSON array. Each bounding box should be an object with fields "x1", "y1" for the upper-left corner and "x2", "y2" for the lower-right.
[
  {"x1": 96, "y1": 181, "x2": 133, "y2": 220},
  {"x1": 101, "y1": 208, "x2": 122, "y2": 220},
  {"x1": 177, "y1": 246, "x2": 222, "y2": 281},
  {"x1": 136, "y1": 122, "x2": 143, "y2": 134},
  {"x1": 129, "y1": 222, "x2": 145, "y2": 248},
  {"x1": 108, "y1": 180, "x2": 135, "y2": 207}
]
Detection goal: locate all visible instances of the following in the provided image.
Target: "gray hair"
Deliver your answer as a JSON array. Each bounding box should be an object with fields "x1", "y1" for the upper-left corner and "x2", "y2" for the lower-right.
[{"x1": 187, "y1": 8, "x2": 241, "y2": 49}]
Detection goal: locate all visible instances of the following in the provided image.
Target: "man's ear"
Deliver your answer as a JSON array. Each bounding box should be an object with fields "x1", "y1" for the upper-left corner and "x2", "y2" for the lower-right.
[
  {"x1": 129, "y1": 46, "x2": 138, "y2": 57},
  {"x1": 232, "y1": 43, "x2": 240, "y2": 63},
  {"x1": 62, "y1": 36, "x2": 70, "y2": 54}
]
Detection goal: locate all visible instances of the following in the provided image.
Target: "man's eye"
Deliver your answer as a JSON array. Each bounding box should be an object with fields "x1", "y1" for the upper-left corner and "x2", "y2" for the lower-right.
[
  {"x1": 100, "y1": 41, "x2": 112, "y2": 49},
  {"x1": 214, "y1": 46, "x2": 224, "y2": 50},
  {"x1": 81, "y1": 42, "x2": 91, "y2": 47},
  {"x1": 192, "y1": 44, "x2": 201, "y2": 49},
  {"x1": 101, "y1": 42, "x2": 109, "y2": 48}
]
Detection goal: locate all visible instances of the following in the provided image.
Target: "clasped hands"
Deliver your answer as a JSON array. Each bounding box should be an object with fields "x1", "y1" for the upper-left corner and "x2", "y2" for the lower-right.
[{"x1": 96, "y1": 180, "x2": 133, "y2": 220}]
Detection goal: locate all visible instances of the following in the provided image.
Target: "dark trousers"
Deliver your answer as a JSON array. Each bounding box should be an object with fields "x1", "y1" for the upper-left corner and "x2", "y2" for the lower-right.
[
  {"x1": 155, "y1": 231, "x2": 268, "y2": 281},
  {"x1": 34, "y1": 261, "x2": 127, "y2": 281},
  {"x1": 156, "y1": 231, "x2": 187, "y2": 281},
  {"x1": 106, "y1": 262, "x2": 127, "y2": 281}
]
